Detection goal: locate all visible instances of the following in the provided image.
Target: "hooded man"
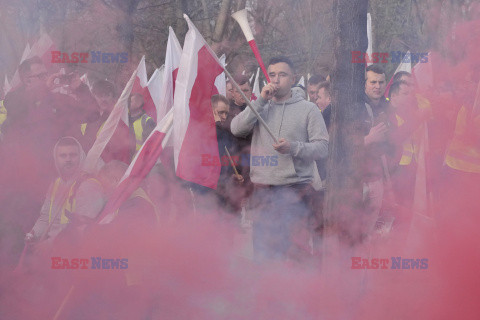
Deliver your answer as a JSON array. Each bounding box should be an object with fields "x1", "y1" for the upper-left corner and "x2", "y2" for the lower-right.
[
  {"x1": 25, "y1": 136, "x2": 105, "y2": 242},
  {"x1": 231, "y1": 56, "x2": 329, "y2": 261}
]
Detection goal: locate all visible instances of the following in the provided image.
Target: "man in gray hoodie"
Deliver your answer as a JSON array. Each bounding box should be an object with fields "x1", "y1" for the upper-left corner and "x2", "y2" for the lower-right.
[
  {"x1": 231, "y1": 56, "x2": 329, "y2": 261},
  {"x1": 25, "y1": 136, "x2": 105, "y2": 243}
]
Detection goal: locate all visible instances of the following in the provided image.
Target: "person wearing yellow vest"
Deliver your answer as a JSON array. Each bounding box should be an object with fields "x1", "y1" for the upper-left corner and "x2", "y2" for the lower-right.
[
  {"x1": 445, "y1": 106, "x2": 480, "y2": 173},
  {"x1": 389, "y1": 78, "x2": 432, "y2": 230},
  {"x1": 128, "y1": 93, "x2": 156, "y2": 153},
  {"x1": 25, "y1": 137, "x2": 105, "y2": 242}
]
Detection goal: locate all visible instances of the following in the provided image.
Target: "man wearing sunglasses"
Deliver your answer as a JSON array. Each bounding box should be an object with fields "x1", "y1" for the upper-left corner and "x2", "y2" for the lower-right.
[{"x1": 0, "y1": 56, "x2": 96, "y2": 265}]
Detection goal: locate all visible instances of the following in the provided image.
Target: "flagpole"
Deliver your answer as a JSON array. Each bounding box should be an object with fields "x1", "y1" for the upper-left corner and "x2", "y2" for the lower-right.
[
  {"x1": 224, "y1": 146, "x2": 240, "y2": 177},
  {"x1": 183, "y1": 14, "x2": 278, "y2": 144},
  {"x1": 52, "y1": 285, "x2": 75, "y2": 320},
  {"x1": 223, "y1": 67, "x2": 278, "y2": 144}
]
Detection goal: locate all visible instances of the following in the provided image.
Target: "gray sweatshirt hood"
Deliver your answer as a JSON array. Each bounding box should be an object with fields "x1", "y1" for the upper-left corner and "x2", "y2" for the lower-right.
[
  {"x1": 231, "y1": 88, "x2": 329, "y2": 186},
  {"x1": 271, "y1": 88, "x2": 305, "y2": 106},
  {"x1": 53, "y1": 136, "x2": 86, "y2": 179}
]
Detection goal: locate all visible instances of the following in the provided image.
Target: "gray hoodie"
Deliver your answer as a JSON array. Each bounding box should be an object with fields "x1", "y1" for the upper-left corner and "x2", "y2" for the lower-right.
[
  {"x1": 31, "y1": 137, "x2": 105, "y2": 240},
  {"x1": 231, "y1": 89, "x2": 328, "y2": 186}
]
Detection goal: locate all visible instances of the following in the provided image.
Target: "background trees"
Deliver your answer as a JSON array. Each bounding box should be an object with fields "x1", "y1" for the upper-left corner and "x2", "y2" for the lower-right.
[{"x1": 1, "y1": 0, "x2": 478, "y2": 92}]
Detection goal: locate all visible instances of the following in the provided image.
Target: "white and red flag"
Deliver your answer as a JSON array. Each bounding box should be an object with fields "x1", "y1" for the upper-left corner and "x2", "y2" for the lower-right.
[
  {"x1": 214, "y1": 54, "x2": 227, "y2": 97},
  {"x1": 157, "y1": 27, "x2": 182, "y2": 123},
  {"x1": 147, "y1": 65, "x2": 165, "y2": 120},
  {"x1": 83, "y1": 59, "x2": 146, "y2": 173},
  {"x1": 173, "y1": 15, "x2": 225, "y2": 189},
  {"x1": 131, "y1": 56, "x2": 157, "y2": 120},
  {"x1": 98, "y1": 109, "x2": 173, "y2": 224}
]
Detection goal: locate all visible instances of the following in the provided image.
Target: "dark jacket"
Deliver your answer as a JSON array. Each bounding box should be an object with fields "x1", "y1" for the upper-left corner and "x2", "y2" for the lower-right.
[{"x1": 360, "y1": 94, "x2": 399, "y2": 181}]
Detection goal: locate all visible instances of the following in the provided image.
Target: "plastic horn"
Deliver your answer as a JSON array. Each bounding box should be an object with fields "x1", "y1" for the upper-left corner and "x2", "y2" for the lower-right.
[{"x1": 232, "y1": 9, "x2": 270, "y2": 82}]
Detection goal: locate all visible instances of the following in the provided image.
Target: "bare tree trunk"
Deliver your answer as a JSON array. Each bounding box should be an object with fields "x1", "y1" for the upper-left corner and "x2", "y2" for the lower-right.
[
  {"x1": 324, "y1": 0, "x2": 368, "y2": 245},
  {"x1": 175, "y1": 0, "x2": 188, "y2": 38},
  {"x1": 212, "y1": 0, "x2": 232, "y2": 42},
  {"x1": 235, "y1": 0, "x2": 247, "y2": 11},
  {"x1": 200, "y1": 0, "x2": 212, "y2": 42}
]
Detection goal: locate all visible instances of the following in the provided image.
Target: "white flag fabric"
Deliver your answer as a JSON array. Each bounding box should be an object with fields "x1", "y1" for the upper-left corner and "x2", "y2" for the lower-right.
[
  {"x1": 214, "y1": 54, "x2": 227, "y2": 96},
  {"x1": 98, "y1": 109, "x2": 173, "y2": 224},
  {"x1": 173, "y1": 15, "x2": 224, "y2": 189},
  {"x1": 157, "y1": 27, "x2": 182, "y2": 124},
  {"x1": 83, "y1": 58, "x2": 140, "y2": 173},
  {"x1": 148, "y1": 65, "x2": 165, "y2": 118}
]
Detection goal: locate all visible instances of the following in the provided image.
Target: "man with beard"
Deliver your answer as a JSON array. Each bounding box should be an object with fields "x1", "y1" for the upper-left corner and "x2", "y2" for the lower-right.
[{"x1": 24, "y1": 136, "x2": 105, "y2": 242}]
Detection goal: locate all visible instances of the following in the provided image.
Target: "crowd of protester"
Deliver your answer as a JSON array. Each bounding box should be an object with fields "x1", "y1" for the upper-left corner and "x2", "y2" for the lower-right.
[{"x1": 0, "y1": 44, "x2": 479, "y2": 270}]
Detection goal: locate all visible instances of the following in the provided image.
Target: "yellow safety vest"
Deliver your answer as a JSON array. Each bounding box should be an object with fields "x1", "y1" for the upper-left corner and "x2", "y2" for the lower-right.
[
  {"x1": 396, "y1": 94, "x2": 431, "y2": 166},
  {"x1": 81, "y1": 121, "x2": 106, "y2": 137},
  {"x1": 0, "y1": 100, "x2": 7, "y2": 132},
  {"x1": 445, "y1": 106, "x2": 480, "y2": 173},
  {"x1": 48, "y1": 176, "x2": 101, "y2": 223},
  {"x1": 111, "y1": 187, "x2": 160, "y2": 223},
  {"x1": 132, "y1": 114, "x2": 152, "y2": 151},
  {"x1": 48, "y1": 178, "x2": 75, "y2": 224}
]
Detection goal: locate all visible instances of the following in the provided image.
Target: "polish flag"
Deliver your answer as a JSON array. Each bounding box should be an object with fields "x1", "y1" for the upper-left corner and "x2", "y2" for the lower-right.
[
  {"x1": 214, "y1": 54, "x2": 227, "y2": 97},
  {"x1": 83, "y1": 59, "x2": 144, "y2": 173},
  {"x1": 384, "y1": 51, "x2": 412, "y2": 97},
  {"x1": 157, "y1": 27, "x2": 182, "y2": 123},
  {"x1": 147, "y1": 66, "x2": 164, "y2": 119},
  {"x1": 131, "y1": 56, "x2": 157, "y2": 120},
  {"x1": 97, "y1": 109, "x2": 173, "y2": 224},
  {"x1": 173, "y1": 15, "x2": 224, "y2": 189}
]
